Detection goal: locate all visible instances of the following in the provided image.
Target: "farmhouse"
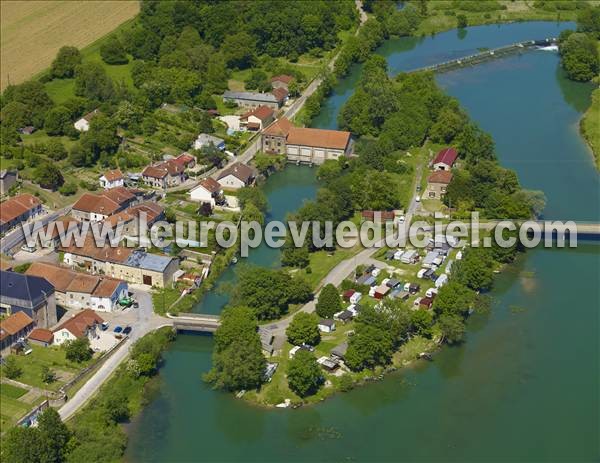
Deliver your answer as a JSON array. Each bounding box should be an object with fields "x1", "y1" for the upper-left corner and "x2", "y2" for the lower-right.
[
  {"x1": 171, "y1": 152, "x2": 196, "y2": 170},
  {"x1": 271, "y1": 74, "x2": 293, "y2": 90},
  {"x1": 74, "y1": 109, "x2": 99, "y2": 132},
  {"x1": 99, "y1": 169, "x2": 125, "y2": 189},
  {"x1": 261, "y1": 117, "x2": 352, "y2": 165},
  {"x1": 223, "y1": 90, "x2": 285, "y2": 110},
  {"x1": 26, "y1": 262, "x2": 128, "y2": 312},
  {"x1": 71, "y1": 187, "x2": 136, "y2": 222},
  {"x1": 239, "y1": 106, "x2": 275, "y2": 131},
  {"x1": 53, "y1": 309, "x2": 104, "y2": 346},
  {"x1": 0, "y1": 270, "x2": 57, "y2": 328},
  {"x1": 217, "y1": 163, "x2": 255, "y2": 189},
  {"x1": 142, "y1": 159, "x2": 186, "y2": 189},
  {"x1": 193, "y1": 133, "x2": 225, "y2": 151},
  {"x1": 426, "y1": 171, "x2": 453, "y2": 200},
  {"x1": 432, "y1": 147, "x2": 458, "y2": 171},
  {"x1": 189, "y1": 178, "x2": 223, "y2": 207},
  {"x1": 0, "y1": 312, "x2": 35, "y2": 353},
  {"x1": 0, "y1": 169, "x2": 18, "y2": 195},
  {"x1": 0, "y1": 193, "x2": 42, "y2": 234}
]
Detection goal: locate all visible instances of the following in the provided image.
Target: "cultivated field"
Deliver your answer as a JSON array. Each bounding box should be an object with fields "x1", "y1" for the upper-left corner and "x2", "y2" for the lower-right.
[{"x1": 0, "y1": 0, "x2": 139, "y2": 90}]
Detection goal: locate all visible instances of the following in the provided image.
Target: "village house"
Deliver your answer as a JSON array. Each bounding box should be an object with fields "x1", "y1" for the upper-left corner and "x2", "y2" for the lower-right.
[
  {"x1": 0, "y1": 169, "x2": 18, "y2": 195},
  {"x1": 217, "y1": 163, "x2": 255, "y2": 189},
  {"x1": 193, "y1": 134, "x2": 225, "y2": 151},
  {"x1": 0, "y1": 193, "x2": 43, "y2": 234},
  {"x1": 61, "y1": 239, "x2": 178, "y2": 288},
  {"x1": 71, "y1": 187, "x2": 136, "y2": 222},
  {"x1": 425, "y1": 171, "x2": 453, "y2": 200},
  {"x1": 38, "y1": 218, "x2": 81, "y2": 249},
  {"x1": 271, "y1": 74, "x2": 293, "y2": 91},
  {"x1": 26, "y1": 262, "x2": 128, "y2": 312},
  {"x1": 171, "y1": 152, "x2": 197, "y2": 170},
  {"x1": 239, "y1": 106, "x2": 275, "y2": 131},
  {"x1": 0, "y1": 311, "x2": 35, "y2": 354},
  {"x1": 74, "y1": 109, "x2": 99, "y2": 132},
  {"x1": 142, "y1": 159, "x2": 186, "y2": 189},
  {"x1": 261, "y1": 117, "x2": 352, "y2": 165},
  {"x1": 99, "y1": 169, "x2": 125, "y2": 189},
  {"x1": 432, "y1": 147, "x2": 458, "y2": 171},
  {"x1": 189, "y1": 178, "x2": 224, "y2": 207},
  {"x1": 52, "y1": 309, "x2": 104, "y2": 346},
  {"x1": 223, "y1": 90, "x2": 286, "y2": 110},
  {"x1": 96, "y1": 202, "x2": 165, "y2": 240},
  {"x1": 28, "y1": 328, "x2": 54, "y2": 347},
  {"x1": 0, "y1": 270, "x2": 57, "y2": 328}
]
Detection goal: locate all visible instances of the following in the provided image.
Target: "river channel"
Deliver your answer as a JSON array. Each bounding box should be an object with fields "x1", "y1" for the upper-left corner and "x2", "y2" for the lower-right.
[{"x1": 126, "y1": 22, "x2": 599, "y2": 462}]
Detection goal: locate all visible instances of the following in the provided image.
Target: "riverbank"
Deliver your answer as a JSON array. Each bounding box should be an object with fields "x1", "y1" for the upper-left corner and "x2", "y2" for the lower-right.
[{"x1": 581, "y1": 87, "x2": 600, "y2": 169}]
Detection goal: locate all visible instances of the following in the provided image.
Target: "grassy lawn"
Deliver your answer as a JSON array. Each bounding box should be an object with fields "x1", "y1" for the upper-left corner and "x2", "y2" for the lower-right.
[
  {"x1": 299, "y1": 246, "x2": 362, "y2": 290},
  {"x1": 0, "y1": 383, "x2": 28, "y2": 399},
  {"x1": 1, "y1": 394, "x2": 30, "y2": 430},
  {"x1": 581, "y1": 87, "x2": 600, "y2": 169},
  {"x1": 416, "y1": 1, "x2": 579, "y2": 36},
  {"x1": 0, "y1": 345, "x2": 93, "y2": 391}
]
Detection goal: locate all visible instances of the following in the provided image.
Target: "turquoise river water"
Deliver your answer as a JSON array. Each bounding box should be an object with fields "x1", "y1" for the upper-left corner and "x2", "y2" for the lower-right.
[{"x1": 126, "y1": 22, "x2": 599, "y2": 462}]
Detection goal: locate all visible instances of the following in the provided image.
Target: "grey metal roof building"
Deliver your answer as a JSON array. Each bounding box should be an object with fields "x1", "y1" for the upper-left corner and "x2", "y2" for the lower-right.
[
  {"x1": 223, "y1": 91, "x2": 279, "y2": 104},
  {"x1": 126, "y1": 251, "x2": 176, "y2": 272},
  {"x1": 0, "y1": 270, "x2": 54, "y2": 310}
]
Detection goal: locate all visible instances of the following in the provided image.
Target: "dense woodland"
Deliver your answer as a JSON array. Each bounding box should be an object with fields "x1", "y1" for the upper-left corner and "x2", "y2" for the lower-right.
[{"x1": 558, "y1": 6, "x2": 600, "y2": 82}]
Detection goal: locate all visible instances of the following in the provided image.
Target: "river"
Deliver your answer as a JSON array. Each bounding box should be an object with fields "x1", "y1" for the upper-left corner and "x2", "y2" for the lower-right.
[{"x1": 126, "y1": 22, "x2": 599, "y2": 462}]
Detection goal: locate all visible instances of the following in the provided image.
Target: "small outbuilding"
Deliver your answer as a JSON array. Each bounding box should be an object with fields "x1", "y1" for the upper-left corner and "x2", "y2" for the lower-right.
[{"x1": 318, "y1": 319, "x2": 336, "y2": 333}]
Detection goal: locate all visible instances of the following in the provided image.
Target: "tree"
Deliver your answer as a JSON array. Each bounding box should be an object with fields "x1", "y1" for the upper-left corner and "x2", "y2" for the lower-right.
[
  {"x1": 438, "y1": 314, "x2": 466, "y2": 344},
  {"x1": 46, "y1": 138, "x2": 68, "y2": 160},
  {"x1": 204, "y1": 307, "x2": 266, "y2": 391},
  {"x1": 286, "y1": 312, "x2": 320, "y2": 346},
  {"x1": 244, "y1": 69, "x2": 270, "y2": 92},
  {"x1": 51, "y1": 46, "x2": 82, "y2": 78},
  {"x1": 0, "y1": 101, "x2": 28, "y2": 128},
  {"x1": 2, "y1": 426, "x2": 43, "y2": 463},
  {"x1": 454, "y1": 247, "x2": 495, "y2": 291},
  {"x1": 287, "y1": 350, "x2": 323, "y2": 397},
  {"x1": 65, "y1": 337, "x2": 92, "y2": 362},
  {"x1": 237, "y1": 187, "x2": 267, "y2": 211},
  {"x1": 345, "y1": 324, "x2": 394, "y2": 371},
  {"x1": 41, "y1": 365, "x2": 56, "y2": 384},
  {"x1": 3, "y1": 355, "x2": 21, "y2": 379},
  {"x1": 100, "y1": 36, "x2": 129, "y2": 64},
  {"x1": 316, "y1": 284, "x2": 342, "y2": 318},
  {"x1": 281, "y1": 242, "x2": 310, "y2": 268},
  {"x1": 81, "y1": 114, "x2": 120, "y2": 161},
  {"x1": 457, "y1": 14, "x2": 468, "y2": 29},
  {"x1": 560, "y1": 32, "x2": 599, "y2": 82},
  {"x1": 102, "y1": 389, "x2": 130, "y2": 423},
  {"x1": 432, "y1": 281, "x2": 474, "y2": 317},
  {"x1": 577, "y1": 6, "x2": 600, "y2": 39},
  {"x1": 34, "y1": 163, "x2": 64, "y2": 190},
  {"x1": 410, "y1": 309, "x2": 433, "y2": 338},
  {"x1": 2, "y1": 80, "x2": 54, "y2": 128},
  {"x1": 44, "y1": 106, "x2": 72, "y2": 136},
  {"x1": 37, "y1": 407, "x2": 71, "y2": 463},
  {"x1": 221, "y1": 32, "x2": 256, "y2": 69},
  {"x1": 74, "y1": 62, "x2": 114, "y2": 101}
]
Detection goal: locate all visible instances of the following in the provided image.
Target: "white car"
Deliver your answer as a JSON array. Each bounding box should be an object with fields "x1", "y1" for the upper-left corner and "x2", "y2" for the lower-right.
[
  {"x1": 415, "y1": 195, "x2": 421, "y2": 202},
  {"x1": 398, "y1": 215, "x2": 405, "y2": 223},
  {"x1": 20, "y1": 244, "x2": 36, "y2": 253}
]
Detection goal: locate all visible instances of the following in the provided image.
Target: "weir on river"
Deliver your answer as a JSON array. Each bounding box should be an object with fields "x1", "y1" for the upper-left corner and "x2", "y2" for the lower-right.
[{"x1": 409, "y1": 37, "x2": 558, "y2": 74}]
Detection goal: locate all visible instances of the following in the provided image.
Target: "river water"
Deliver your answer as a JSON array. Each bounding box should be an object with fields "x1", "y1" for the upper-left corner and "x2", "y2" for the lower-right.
[{"x1": 126, "y1": 22, "x2": 599, "y2": 462}]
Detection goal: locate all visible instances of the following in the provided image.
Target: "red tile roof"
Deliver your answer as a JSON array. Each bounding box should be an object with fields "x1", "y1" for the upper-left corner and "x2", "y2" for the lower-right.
[
  {"x1": 0, "y1": 312, "x2": 34, "y2": 338},
  {"x1": 361, "y1": 210, "x2": 396, "y2": 220},
  {"x1": 217, "y1": 163, "x2": 254, "y2": 183},
  {"x1": 126, "y1": 202, "x2": 164, "y2": 224},
  {"x1": 240, "y1": 105, "x2": 274, "y2": 122},
  {"x1": 72, "y1": 193, "x2": 120, "y2": 216},
  {"x1": 142, "y1": 165, "x2": 168, "y2": 179},
  {"x1": 428, "y1": 171, "x2": 453, "y2": 185},
  {"x1": 199, "y1": 178, "x2": 222, "y2": 193},
  {"x1": 271, "y1": 74, "x2": 293, "y2": 84},
  {"x1": 272, "y1": 87, "x2": 289, "y2": 102},
  {"x1": 28, "y1": 328, "x2": 54, "y2": 344},
  {"x1": 54, "y1": 309, "x2": 104, "y2": 339},
  {"x1": 0, "y1": 194, "x2": 41, "y2": 224},
  {"x1": 102, "y1": 169, "x2": 124, "y2": 182},
  {"x1": 263, "y1": 117, "x2": 293, "y2": 137},
  {"x1": 433, "y1": 147, "x2": 458, "y2": 167},
  {"x1": 26, "y1": 262, "x2": 77, "y2": 293},
  {"x1": 101, "y1": 187, "x2": 135, "y2": 206},
  {"x1": 173, "y1": 152, "x2": 195, "y2": 168},
  {"x1": 287, "y1": 127, "x2": 351, "y2": 150}
]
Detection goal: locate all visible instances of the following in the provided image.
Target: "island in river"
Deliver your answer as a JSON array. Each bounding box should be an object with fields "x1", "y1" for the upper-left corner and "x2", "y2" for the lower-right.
[{"x1": 125, "y1": 21, "x2": 598, "y2": 463}]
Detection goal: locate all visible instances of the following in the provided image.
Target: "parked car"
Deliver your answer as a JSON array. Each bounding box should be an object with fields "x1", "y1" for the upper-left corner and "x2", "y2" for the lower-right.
[
  {"x1": 20, "y1": 244, "x2": 36, "y2": 253},
  {"x1": 415, "y1": 195, "x2": 421, "y2": 202},
  {"x1": 101, "y1": 322, "x2": 110, "y2": 331},
  {"x1": 122, "y1": 326, "x2": 132, "y2": 335},
  {"x1": 113, "y1": 326, "x2": 123, "y2": 333}
]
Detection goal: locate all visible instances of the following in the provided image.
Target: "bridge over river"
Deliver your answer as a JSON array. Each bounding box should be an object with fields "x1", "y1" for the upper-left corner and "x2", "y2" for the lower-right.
[{"x1": 408, "y1": 37, "x2": 558, "y2": 74}]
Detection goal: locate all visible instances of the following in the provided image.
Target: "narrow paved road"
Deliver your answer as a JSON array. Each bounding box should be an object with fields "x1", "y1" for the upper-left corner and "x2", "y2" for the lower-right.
[{"x1": 59, "y1": 289, "x2": 170, "y2": 421}]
